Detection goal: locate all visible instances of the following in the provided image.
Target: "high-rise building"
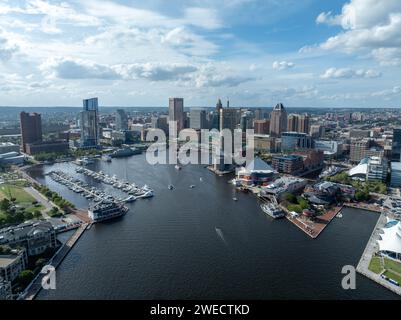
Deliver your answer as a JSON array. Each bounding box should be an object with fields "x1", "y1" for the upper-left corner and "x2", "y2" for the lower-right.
[
  {"x1": 190, "y1": 108, "x2": 207, "y2": 130},
  {"x1": 80, "y1": 97, "x2": 99, "y2": 148},
  {"x1": 115, "y1": 109, "x2": 128, "y2": 131},
  {"x1": 240, "y1": 112, "x2": 253, "y2": 131},
  {"x1": 254, "y1": 120, "x2": 270, "y2": 134},
  {"x1": 219, "y1": 108, "x2": 240, "y2": 131},
  {"x1": 151, "y1": 115, "x2": 169, "y2": 135},
  {"x1": 169, "y1": 98, "x2": 184, "y2": 132},
  {"x1": 391, "y1": 162, "x2": 401, "y2": 187},
  {"x1": 298, "y1": 114, "x2": 310, "y2": 134},
  {"x1": 392, "y1": 128, "x2": 401, "y2": 162},
  {"x1": 287, "y1": 114, "x2": 299, "y2": 132},
  {"x1": 350, "y1": 139, "x2": 384, "y2": 163},
  {"x1": 310, "y1": 124, "x2": 325, "y2": 139},
  {"x1": 269, "y1": 103, "x2": 287, "y2": 137},
  {"x1": 281, "y1": 132, "x2": 313, "y2": 152},
  {"x1": 20, "y1": 112, "x2": 42, "y2": 153},
  {"x1": 216, "y1": 99, "x2": 223, "y2": 111}
]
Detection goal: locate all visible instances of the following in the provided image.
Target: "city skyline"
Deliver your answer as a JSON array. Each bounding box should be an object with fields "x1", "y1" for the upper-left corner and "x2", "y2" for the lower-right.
[{"x1": 0, "y1": 0, "x2": 400, "y2": 108}]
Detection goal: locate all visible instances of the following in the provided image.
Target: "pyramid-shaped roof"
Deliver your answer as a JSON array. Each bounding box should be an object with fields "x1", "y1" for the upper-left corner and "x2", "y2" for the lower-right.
[{"x1": 244, "y1": 157, "x2": 274, "y2": 173}]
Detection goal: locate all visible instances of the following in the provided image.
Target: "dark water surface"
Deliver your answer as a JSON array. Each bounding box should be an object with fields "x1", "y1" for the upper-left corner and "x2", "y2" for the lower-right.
[{"x1": 27, "y1": 155, "x2": 398, "y2": 299}]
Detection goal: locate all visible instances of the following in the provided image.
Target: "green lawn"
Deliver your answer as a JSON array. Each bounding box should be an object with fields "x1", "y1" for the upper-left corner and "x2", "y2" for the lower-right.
[
  {"x1": 369, "y1": 256, "x2": 401, "y2": 284},
  {"x1": 368, "y1": 256, "x2": 383, "y2": 274},
  {"x1": 25, "y1": 204, "x2": 45, "y2": 213},
  {"x1": 383, "y1": 270, "x2": 401, "y2": 284},
  {"x1": 0, "y1": 184, "x2": 35, "y2": 203}
]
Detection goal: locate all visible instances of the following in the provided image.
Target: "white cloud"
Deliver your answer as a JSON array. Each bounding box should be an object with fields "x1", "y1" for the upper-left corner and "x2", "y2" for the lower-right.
[
  {"x1": 320, "y1": 68, "x2": 382, "y2": 79},
  {"x1": 315, "y1": 0, "x2": 401, "y2": 66},
  {"x1": 184, "y1": 7, "x2": 222, "y2": 29},
  {"x1": 40, "y1": 58, "x2": 198, "y2": 81},
  {"x1": 371, "y1": 86, "x2": 401, "y2": 97},
  {"x1": 272, "y1": 61, "x2": 294, "y2": 71},
  {"x1": 40, "y1": 58, "x2": 121, "y2": 80},
  {"x1": 372, "y1": 48, "x2": 401, "y2": 66},
  {"x1": 0, "y1": 33, "x2": 18, "y2": 61},
  {"x1": 116, "y1": 62, "x2": 198, "y2": 81}
]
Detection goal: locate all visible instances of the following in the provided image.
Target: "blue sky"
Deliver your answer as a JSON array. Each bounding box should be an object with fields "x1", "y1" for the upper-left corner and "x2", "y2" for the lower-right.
[{"x1": 0, "y1": 0, "x2": 400, "y2": 108}]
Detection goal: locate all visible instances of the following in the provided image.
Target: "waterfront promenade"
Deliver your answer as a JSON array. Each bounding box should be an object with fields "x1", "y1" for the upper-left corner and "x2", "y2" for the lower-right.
[
  {"x1": 285, "y1": 206, "x2": 342, "y2": 239},
  {"x1": 356, "y1": 213, "x2": 401, "y2": 297},
  {"x1": 21, "y1": 223, "x2": 88, "y2": 300}
]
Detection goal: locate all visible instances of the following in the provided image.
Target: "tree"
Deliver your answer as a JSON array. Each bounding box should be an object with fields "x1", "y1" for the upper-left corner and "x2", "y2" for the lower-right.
[
  {"x1": 0, "y1": 198, "x2": 10, "y2": 211},
  {"x1": 23, "y1": 211, "x2": 33, "y2": 221},
  {"x1": 355, "y1": 191, "x2": 369, "y2": 202},
  {"x1": 16, "y1": 270, "x2": 34, "y2": 287},
  {"x1": 33, "y1": 210, "x2": 42, "y2": 219},
  {"x1": 297, "y1": 196, "x2": 309, "y2": 210},
  {"x1": 283, "y1": 193, "x2": 297, "y2": 204},
  {"x1": 49, "y1": 207, "x2": 60, "y2": 217},
  {"x1": 287, "y1": 204, "x2": 302, "y2": 213}
]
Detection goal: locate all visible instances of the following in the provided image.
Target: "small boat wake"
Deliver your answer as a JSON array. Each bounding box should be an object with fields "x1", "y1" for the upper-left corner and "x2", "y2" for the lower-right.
[{"x1": 215, "y1": 227, "x2": 228, "y2": 247}]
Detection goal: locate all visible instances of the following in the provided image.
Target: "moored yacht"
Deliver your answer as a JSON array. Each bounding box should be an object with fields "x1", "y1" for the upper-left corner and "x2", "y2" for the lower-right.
[{"x1": 260, "y1": 202, "x2": 285, "y2": 219}]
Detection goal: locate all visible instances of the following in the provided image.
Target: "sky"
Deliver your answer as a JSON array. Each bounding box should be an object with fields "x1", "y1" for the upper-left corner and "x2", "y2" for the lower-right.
[{"x1": 0, "y1": 0, "x2": 400, "y2": 108}]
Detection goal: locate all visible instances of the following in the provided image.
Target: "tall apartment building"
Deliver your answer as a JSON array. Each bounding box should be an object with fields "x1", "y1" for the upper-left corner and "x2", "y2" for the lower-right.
[
  {"x1": 219, "y1": 108, "x2": 240, "y2": 131},
  {"x1": 272, "y1": 155, "x2": 304, "y2": 174},
  {"x1": 169, "y1": 98, "x2": 184, "y2": 132},
  {"x1": 269, "y1": 103, "x2": 287, "y2": 137},
  {"x1": 281, "y1": 132, "x2": 313, "y2": 152},
  {"x1": 392, "y1": 128, "x2": 401, "y2": 162},
  {"x1": 20, "y1": 112, "x2": 42, "y2": 153},
  {"x1": 80, "y1": 98, "x2": 99, "y2": 148},
  {"x1": 190, "y1": 108, "x2": 207, "y2": 130},
  {"x1": 298, "y1": 114, "x2": 310, "y2": 134},
  {"x1": 151, "y1": 115, "x2": 169, "y2": 135},
  {"x1": 115, "y1": 109, "x2": 128, "y2": 131},
  {"x1": 350, "y1": 139, "x2": 384, "y2": 163},
  {"x1": 254, "y1": 120, "x2": 270, "y2": 134},
  {"x1": 310, "y1": 124, "x2": 325, "y2": 138},
  {"x1": 287, "y1": 114, "x2": 299, "y2": 132}
]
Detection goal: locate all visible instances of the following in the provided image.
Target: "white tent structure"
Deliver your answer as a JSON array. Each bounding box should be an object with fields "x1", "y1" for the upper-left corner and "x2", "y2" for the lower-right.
[{"x1": 377, "y1": 218, "x2": 401, "y2": 261}]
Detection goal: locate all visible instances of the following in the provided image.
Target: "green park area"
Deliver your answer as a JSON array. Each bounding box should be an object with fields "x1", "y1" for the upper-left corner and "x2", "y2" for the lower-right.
[
  {"x1": 369, "y1": 256, "x2": 401, "y2": 284},
  {"x1": 325, "y1": 172, "x2": 387, "y2": 200},
  {"x1": 281, "y1": 193, "x2": 310, "y2": 214},
  {"x1": 0, "y1": 183, "x2": 44, "y2": 227}
]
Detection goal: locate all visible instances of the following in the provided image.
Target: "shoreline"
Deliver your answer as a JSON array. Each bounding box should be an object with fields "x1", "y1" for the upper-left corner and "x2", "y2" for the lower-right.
[{"x1": 356, "y1": 212, "x2": 401, "y2": 297}]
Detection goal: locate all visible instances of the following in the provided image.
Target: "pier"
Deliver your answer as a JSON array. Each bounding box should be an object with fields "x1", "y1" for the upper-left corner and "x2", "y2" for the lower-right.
[
  {"x1": 21, "y1": 223, "x2": 88, "y2": 300},
  {"x1": 356, "y1": 213, "x2": 401, "y2": 297},
  {"x1": 284, "y1": 205, "x2": 343, "y2": 239}
]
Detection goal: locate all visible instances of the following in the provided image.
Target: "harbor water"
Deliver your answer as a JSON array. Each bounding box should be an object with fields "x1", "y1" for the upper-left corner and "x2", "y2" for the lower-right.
[{"x1": 26, "y1": 154, "x2": 399, "y2": 299}]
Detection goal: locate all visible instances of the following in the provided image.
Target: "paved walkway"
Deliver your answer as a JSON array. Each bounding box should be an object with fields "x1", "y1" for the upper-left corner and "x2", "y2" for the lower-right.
[
  {"x1": 356, "y1": 213, "x2": 401, "y2": 297},
  {"x1": 23, "y1": 186, "x2": 54, "y2": 219},
  {"x1": 21, "y1": 223, "x2": 88, "y2": 300}
]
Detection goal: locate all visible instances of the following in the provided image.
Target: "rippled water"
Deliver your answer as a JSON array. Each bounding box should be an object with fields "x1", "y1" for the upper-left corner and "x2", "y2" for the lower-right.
[{"x1": 27, "y1": 155, "x2": 399, "y2": 300}]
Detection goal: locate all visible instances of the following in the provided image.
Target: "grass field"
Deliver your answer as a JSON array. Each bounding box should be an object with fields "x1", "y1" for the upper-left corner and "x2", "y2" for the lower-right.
[
  {"x1": 368, "y1": 256, "x2": 383, "y2": 274},
  {"x1": 0, "y1": 184, "x2": 35, "y2": 203},
  {"x1": 369, "y1": 256, "x2": 401, "y2": 284},
  {"x1": 384, "y1": 270, "x2": 401, "y2": 284}
]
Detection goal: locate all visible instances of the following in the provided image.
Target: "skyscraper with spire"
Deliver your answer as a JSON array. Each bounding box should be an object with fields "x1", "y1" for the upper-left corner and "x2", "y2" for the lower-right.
[{"x1": 269, "y1": 103, "x2": 287, "y2": 137}]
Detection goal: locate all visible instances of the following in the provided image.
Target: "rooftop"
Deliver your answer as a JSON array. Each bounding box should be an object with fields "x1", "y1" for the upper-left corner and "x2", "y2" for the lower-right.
[
  {"x1": 0, "y1": 221, "x2": 54, "y2": 244},
  {"x1": 0, "y1": 255, "x2": 19, "y2": 268}
]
